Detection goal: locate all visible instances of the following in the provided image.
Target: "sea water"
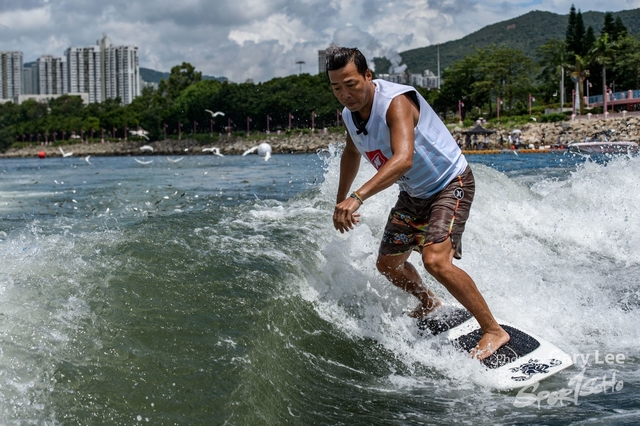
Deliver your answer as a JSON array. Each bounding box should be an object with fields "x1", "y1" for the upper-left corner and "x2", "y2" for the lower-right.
[{"x1": 0, "y1": 149, "x2": 638, "y2": 424}]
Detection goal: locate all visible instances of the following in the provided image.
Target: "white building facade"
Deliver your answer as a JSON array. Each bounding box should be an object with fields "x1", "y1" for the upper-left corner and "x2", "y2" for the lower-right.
[
  {"x1": 377, "y1": 69, "x2": 440, "y2": 89},
  {"x1": 103, "y1": 41, "x2": 140, "y2": 105},
  {"x1": 0, "y1": 51, "x2": 23, "y2": 99},
  {"x1": 1, "y1": 36, "x2": 141, "y2": 105},
  {"x1": 37, "y1": 55, "x2": 67, "y2": 95},
  {"x1": 317, "y1": 44, "x2": 339, "y2": 75},
  {"x1": 65, "y1": 46, "x2": 102, "y2": 103},
  {"x1": 66, "y1": 36, "x2": 140, "y2": 105}
]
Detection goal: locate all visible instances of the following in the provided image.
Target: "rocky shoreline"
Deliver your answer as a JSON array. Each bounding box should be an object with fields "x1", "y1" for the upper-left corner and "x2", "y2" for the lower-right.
[
  {"x1": 450, "y1": 114, "x2": 640, "y2": 148},
  {"x1": 0, "y1": 132, "x2": 344, "y2": 158},
  {"x1": 2, "y1": 115, "x2": 639, "y2": 158}
]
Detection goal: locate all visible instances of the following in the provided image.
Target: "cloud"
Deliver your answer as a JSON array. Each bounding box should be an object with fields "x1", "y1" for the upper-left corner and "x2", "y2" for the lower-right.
[
  {"x1": 0, "y1": 7, "x2": 51, "y2": 31},
  {"x1": 0, "y1": 0, "x2": 637, "y2": 82}
]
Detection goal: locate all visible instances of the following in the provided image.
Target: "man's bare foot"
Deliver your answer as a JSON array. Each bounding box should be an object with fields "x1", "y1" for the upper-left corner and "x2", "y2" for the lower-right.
[
  {"x1": 407, "y1": 297, "x2": 442, "y2": 318},
  {"x1": 470, "y1": 327, "x2": 511, "y2": 360}
]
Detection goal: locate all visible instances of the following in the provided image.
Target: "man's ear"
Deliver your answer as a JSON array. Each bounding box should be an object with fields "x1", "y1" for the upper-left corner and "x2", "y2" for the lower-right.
[{"x1": 365, "y1": 69, "x2": 373, "y2": 81}]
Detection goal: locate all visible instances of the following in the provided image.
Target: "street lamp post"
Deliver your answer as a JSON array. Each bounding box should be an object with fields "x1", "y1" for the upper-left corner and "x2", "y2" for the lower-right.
[{"x1": 560, "y1": 66, "x2": 565, "y2": 111}]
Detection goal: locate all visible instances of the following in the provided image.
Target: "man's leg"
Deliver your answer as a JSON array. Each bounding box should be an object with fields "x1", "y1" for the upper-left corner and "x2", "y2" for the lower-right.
[
  {"x1": 422, "y1": 239, "x2": 510, "y2": 360},
  {"x1": 376, "y1": 252, "x2": 441, "y2": 317}
]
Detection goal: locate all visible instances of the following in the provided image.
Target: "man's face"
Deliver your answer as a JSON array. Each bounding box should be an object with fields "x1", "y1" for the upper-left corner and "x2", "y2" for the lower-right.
[{"x1": 328, "y1": 61, "x2": 373, "y2": 112}]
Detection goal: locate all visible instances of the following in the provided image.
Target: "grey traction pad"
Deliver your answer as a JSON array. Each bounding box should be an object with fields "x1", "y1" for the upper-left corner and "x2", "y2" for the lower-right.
[{"x1": 417, "y1": 308, "x2": 541, "y2": 369}]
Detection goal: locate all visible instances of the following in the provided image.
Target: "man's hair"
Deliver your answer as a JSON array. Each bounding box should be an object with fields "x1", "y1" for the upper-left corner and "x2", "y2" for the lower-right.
[{"x1": 325, "y1": 47, "x2": 368, "y2": 77}]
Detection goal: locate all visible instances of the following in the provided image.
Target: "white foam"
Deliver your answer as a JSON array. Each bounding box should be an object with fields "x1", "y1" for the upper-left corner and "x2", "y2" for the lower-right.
[{"x1": 305, "y1": 148, "x2": 640, "y2": 389}]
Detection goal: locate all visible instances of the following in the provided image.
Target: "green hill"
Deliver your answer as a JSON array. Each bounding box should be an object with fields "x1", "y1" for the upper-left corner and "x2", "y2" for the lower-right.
[{"x1": 377, "y1": 8, "x2": 640, "y2": 75}]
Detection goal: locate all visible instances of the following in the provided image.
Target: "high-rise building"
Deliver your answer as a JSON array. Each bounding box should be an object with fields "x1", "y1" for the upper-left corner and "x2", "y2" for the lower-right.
[
  {"x1": 99, "y1": 36, "x2": 140, "y2": 105},
  {"x1": 22, "y1": 62, "x2": 38, "y2": 95},
  {"x1": 0, "y1": 51, "x2": 23, "y2": 99},
  {"x1": 37, "y1": 55, "x2": 67, "y2": 95},
  {"x1": 98, "y1": 35, "x2": 110, "y2": 102},
  {"x1": 318, "y1": 43, "x2": 339, "y2": 75},
  {"x1": 65, "y1": 46, "x2": 102, "y2": 103},
  {"x1": 64, "y1": 36, "x2": 140, "y2": 105}
]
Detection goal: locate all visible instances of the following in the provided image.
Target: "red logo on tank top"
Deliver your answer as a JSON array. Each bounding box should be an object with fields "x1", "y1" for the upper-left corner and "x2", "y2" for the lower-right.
[{"x1": 366, "y1": 150, "x2": 388, "y2": 170}]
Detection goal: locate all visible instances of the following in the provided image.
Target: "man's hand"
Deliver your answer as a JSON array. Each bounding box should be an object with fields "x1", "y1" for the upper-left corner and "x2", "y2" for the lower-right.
[{"x1": 333, "y1": 197, "x2": 361, "y2": 233}]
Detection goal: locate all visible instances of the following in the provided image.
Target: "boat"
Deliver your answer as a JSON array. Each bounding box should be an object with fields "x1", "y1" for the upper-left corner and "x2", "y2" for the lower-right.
[
  {"x1": 567, "y1": 130, "x2": 638, "y2": 154},
  {"x1": 567, "y1": 140, "x2": 639, "y2": 154}
]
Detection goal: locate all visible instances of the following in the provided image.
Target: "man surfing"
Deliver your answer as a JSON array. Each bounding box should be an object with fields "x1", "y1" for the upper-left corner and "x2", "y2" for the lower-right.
[{"x1": 327, "y1": 47, "x2": 509, "y2": 360}]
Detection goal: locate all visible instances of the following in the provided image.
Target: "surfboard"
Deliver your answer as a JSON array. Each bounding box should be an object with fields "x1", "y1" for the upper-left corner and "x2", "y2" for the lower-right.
[{"x1": 416, "y1": 305, "x2": 573, "y2": 390}]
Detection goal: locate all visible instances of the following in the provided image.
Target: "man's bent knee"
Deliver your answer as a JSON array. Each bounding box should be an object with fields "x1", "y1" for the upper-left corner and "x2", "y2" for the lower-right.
[
  {"x1": 421, "y1": 242, "x2": 454, "y2": 276},
  {"x1": 376, "y1": 253, "x2": 408, "y2": 276},
  {"x1": 376, "y1": 256, "x2": 396, "y2": 275}
]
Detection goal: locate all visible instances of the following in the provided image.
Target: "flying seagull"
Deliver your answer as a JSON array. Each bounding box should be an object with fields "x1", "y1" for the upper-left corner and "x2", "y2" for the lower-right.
[
  {"x1": 59, "y1": 147, "x2": 73, "y2": 157},
  {"x1": 204, "y1": 110, "x2": 225, "y2": 117},
  {"x1": 130, "y1": 129, "x2": 150, "y2": 140},
  {"x1": 167, "y1": 157, "x2": 184, "y2": 163},
  {"x1": 139, "y1": 145, "x2": 154, "y2": 152},
  {"x1": 242, "y1": 142, "x2": 272, "y2": 161},
  {"x1": 202, "y1": 147, "x2": 224, "y2": 157},
  {"x1": 134, "y1": 158, "x2": 153, "y2": 165}
]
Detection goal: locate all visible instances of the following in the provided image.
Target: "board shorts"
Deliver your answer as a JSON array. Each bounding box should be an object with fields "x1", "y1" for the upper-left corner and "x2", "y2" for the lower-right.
[{"x1": 379, "y1": 165, "x2": 475, "y2": 259}]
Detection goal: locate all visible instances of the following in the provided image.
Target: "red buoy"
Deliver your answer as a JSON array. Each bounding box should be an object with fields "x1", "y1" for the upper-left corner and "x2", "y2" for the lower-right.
[{"x1": 38, "y1": 151, "x2": 46, "y2": 159}]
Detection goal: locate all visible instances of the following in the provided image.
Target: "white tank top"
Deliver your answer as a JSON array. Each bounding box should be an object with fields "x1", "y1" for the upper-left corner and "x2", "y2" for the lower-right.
[{"x1": 343, "y1": 79, "x2": 468, "y2": 199}]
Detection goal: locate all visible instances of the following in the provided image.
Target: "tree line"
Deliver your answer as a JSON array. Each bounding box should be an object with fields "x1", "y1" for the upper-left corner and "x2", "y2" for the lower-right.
[
  {"x1": 435, "y1": 6, "x2": 640, "y2": 119},
  {"x1": 0, "y1": 67, "x2": 344, "y2": 152},
  {"x1": 1, "y1": 4, "x2": 639, "y2": 152}
]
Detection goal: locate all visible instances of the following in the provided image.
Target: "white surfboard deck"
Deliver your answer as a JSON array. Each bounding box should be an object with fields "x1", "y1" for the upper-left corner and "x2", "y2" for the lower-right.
[{"x1": 416, "y1": 305, "x2": 573, "y2": 390}]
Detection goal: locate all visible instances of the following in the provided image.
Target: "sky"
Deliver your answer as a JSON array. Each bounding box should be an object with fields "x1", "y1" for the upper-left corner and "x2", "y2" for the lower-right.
[{"x1": 1, "y1": 0, "x2": 639, "y2": 83}]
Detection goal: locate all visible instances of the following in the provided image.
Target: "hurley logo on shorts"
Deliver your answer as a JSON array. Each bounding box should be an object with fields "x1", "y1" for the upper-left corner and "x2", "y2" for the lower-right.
[{"x1": 453, "y1": 188, "x2": 464, "y2": 200}]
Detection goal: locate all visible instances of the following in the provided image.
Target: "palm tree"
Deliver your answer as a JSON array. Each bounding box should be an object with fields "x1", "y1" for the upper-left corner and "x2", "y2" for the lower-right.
[
  {"x1": 590, "y1": 33, "x2": 616, "y2": 113},
  {"x1": 567, "y1": 55, "x2": 590, "y2": 115},
  {"x1": 536, "y1": 39, "x2": 567, "y2": 105}
]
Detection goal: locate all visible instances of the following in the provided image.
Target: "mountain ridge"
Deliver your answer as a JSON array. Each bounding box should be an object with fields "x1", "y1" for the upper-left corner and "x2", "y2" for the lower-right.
[{"x1": 376, "y1": 8, "x2": 640, "y2": 75}]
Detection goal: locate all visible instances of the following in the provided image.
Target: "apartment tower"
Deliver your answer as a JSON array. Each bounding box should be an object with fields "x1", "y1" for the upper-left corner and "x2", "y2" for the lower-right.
[
  {"x1": 37, "y1": 55, "x2": 67, "y2": 95},
  {"x1": 0, "y1": 51, "x2": 23, "y2": 99},
  {"x1": 65, "y1": 46, "x2": 102, "y2": 103}
]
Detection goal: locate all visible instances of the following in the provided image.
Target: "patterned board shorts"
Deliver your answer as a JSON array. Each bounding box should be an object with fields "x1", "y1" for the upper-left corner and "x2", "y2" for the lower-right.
[{"x1": 379, "y1": 165, "x2": 475, "y2": 259}]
